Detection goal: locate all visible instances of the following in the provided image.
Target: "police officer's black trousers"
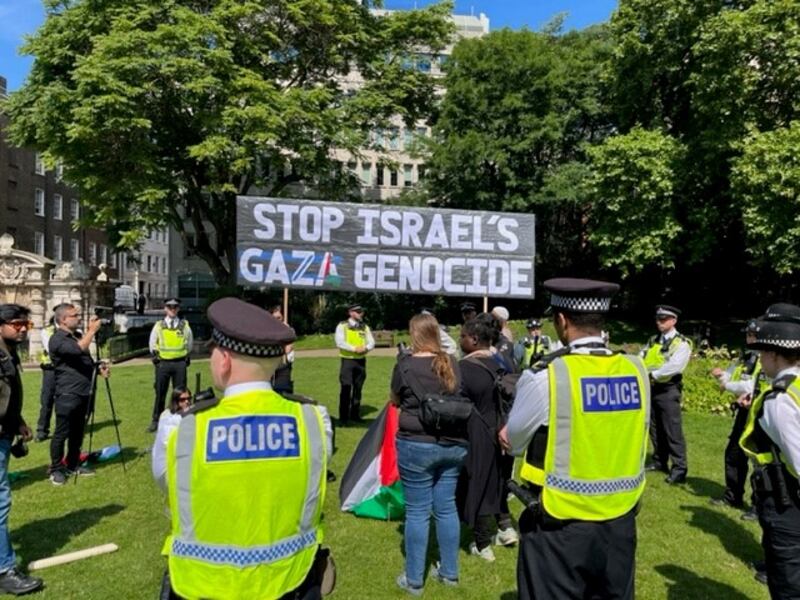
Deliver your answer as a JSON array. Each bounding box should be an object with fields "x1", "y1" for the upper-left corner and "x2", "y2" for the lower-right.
[
  {"x1": 36, "y1": 366, "x2": 56, "y2": 437},
  {"x1": 756, "y1": 487, "x2": 800, "y2": 599},
  {"x1": 649, "y1": 384, "x2": 688, "y2": 477},
  {"x1": 723, "y1": 406, "x2": 751, "y2": 505},
  {"x1": 338, "y1": 358, "x2": 366, "y2": 422},
  {"x1": 152, "y1": 359, "x2": 187, "y2": 423},
  {"x1": 517, "y1": 507, "x2": 636, "y2": 599},
  {"x1": 49, "y1": 394, "x2": 89, "y2": 471}
]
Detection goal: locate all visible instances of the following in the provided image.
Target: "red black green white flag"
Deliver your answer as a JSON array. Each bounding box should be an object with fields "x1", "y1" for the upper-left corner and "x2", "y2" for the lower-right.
[{"x1": 339, "y1": 403, "x2": 404, "y2": 520}]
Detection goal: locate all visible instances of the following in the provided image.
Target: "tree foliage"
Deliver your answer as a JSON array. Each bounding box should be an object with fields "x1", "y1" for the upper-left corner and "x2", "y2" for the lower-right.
[{"x1": 4, "y1": 0, "x2": 454, "y2": 284}]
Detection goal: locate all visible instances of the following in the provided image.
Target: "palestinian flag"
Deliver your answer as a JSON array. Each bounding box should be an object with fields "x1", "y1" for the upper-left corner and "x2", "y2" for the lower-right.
[{"x1": 339, "y1": 403, "x2": 404, "y2": 520}]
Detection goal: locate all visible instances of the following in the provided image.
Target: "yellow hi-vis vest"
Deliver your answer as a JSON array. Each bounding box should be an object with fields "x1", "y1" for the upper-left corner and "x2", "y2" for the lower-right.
[
  {"x1": 339, "y1": 322, "x2": 370, "y2": 359},
  {"x1": 740, "y1": 375, "x2": 800, "y2": 478},
  {"x1": 39, "y1": 325, "x2": 55, "y2": 366},
  {"x1": 522, "y1": 335, "x2": 554, "y2": 368},
  {"x1": 642, "y1": 333, "x2": 692, "y2": 383},
  {"x1": 164, "y1": 388, "x2": 327, "y2": 600},
  {"x1": 155, "y1": 320, "x2": 190, "y2": 359},
  {"x1": 519, "y1": 353, "x2": 651, "y2": 521}
]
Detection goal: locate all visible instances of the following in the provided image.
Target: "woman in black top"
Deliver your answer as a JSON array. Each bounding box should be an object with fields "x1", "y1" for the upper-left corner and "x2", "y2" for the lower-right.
[
  {"x1": 457, "y1": 314, "x2": 518, "y2": 562},
  {"x1": 390, "y1": 313, "x2": 467, "y2": 595}
]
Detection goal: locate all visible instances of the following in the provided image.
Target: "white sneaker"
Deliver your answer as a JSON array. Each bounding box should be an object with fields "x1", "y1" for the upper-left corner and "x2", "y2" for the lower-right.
[
  {"x1": 469, "y1": 542, "x2": 496, "y2": 562},
  {"x1": 494, "y1": 527, "x2": 519, "y2": 546}
]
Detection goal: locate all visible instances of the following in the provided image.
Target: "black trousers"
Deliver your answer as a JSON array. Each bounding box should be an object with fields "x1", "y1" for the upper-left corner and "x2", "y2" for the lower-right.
[
  {"x1": 152, "y1": 359, "x2": 187, "y2": 422},
  {"x1": 49, "y1": 394, "x2": 89, "y2": 471},
  {"x1": 517, "y1": 507, "x2": 637, "y2": 599},
  {"x1": 36, "y1": 367, "x2": 56, "y2": 437},
  {"x1": 756, "y1": 489, "x2": 800, "y2": 599},
  {"x1": 723, "y1": 406, "x2": 751, "y2": 505},
  {"x1": 649, "y1": 384, "x2": 688, "y2": 477},
  {"x1": 338, "y1": 358, "x2": 366, "y2": 422}
]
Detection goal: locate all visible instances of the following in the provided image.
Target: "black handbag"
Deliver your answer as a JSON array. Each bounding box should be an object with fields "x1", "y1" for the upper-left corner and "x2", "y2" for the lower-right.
[{"x1": 398, "y1": 356, "x2": 472, "y2": 437}]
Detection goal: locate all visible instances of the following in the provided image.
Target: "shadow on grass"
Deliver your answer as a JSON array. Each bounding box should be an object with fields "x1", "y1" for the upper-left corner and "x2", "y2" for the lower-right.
[
  {"x1": 83, "y1": 418, "x2": 124, "y2": 437},
  {"x1": 680, "y1": 505, "x2": 761, "y2": 566},
  {"x1": 655, "y1": 564, "x2": 752, "y2": 600},
  {"x1": 684, "y1": 476, "x2": 726, "y2": 501},
  {"x1": 14, "y1": 503, "x2": 125, "y2": 564}
]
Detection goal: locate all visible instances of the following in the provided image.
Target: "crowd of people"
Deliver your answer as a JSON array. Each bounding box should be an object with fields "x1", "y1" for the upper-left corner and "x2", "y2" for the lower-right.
[{"x1": 0, "y1": 280, "x2": 799, "y2": 599}]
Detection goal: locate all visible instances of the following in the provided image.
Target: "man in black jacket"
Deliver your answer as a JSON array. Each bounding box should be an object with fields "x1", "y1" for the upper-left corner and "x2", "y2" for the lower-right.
[
  {"x1": 48, "y1": 303, "x2": 108, "y2": 485},
  {"x1": 0, "y1": 304, "x2": 43, "y2": 594}
]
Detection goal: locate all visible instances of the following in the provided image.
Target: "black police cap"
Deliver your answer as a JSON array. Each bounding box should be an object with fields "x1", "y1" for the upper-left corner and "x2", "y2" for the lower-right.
[
  {"x1": 747, "y1": 318, "x2": 800, "y2": 352},
  {"x1": 207, "y1": 298, "x2": 296, "y2": 357},
  {"x1": 347, "y1": 304, "x2": 364, "y2": 313},
  {"x1": 655, "y1": 305, "x2": 681, "y2": 319},
  {"x1": 763, "y1": 303, "x2": 800, "y2": 325},
  {"x1": 526, "y1": 319, "x2": 542, "y2": 329},
  {"x1": 544, "y1": 278, "x2": 619, "y2": 314}
]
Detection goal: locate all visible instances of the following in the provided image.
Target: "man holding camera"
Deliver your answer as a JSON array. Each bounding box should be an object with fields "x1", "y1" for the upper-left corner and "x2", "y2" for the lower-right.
[
  {"x1": 0, "y1": 304, "x2": 43, "y2": 594},
  {"x1": 48, "y1": 303, "x2": 109, "y2": 485},
  {"x1": 148, "y1": 298, "x2": 193, "y2": 433}
]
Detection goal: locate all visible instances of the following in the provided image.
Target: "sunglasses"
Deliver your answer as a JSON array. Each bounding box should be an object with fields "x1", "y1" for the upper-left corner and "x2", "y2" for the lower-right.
[
  {"x1": 178, "y1": 395, "x2": 192, "y2": 402},
  {"x1": 4, "y1": 320, "x2": 32, "y2": 331}
]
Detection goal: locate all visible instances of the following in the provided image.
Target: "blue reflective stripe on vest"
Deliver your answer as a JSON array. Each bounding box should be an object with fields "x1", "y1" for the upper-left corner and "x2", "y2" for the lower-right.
[
  {"x1": 171, "y1": 530, "x2": 318, "y2": 567},
  {"x1": 545, "y1": 472, "x2": 645, "y2": 495}
]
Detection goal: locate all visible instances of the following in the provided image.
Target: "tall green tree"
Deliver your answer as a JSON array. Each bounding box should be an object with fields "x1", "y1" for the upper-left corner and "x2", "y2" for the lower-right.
[
  {"x1": 4, "y1": 0, "x2": 453, "y2": 284},
  {"x1": 420, "y1": 24, "x2": 613, "y2": 274}
]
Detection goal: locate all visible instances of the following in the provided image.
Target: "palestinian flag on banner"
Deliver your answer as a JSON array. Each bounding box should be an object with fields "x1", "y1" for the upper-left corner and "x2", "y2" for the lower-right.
[{"x1": 339, "y1": 403, "x2": 404, "y2": 520}]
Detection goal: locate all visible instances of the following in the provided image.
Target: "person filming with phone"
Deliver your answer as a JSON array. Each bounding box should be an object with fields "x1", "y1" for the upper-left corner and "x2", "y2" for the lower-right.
[{"x1": 48, "y1": 303, "x2": 109, "y2": 486}]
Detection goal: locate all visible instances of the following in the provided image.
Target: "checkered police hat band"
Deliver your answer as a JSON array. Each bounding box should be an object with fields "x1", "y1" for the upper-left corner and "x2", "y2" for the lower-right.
[
  {"x1": 550, "y1": 293, "x2": 611, "y2": 313},
  {"x1": 754, "y1": 336, "x2": 800, "y2": 350},
  {"x1": 212, "y1": 329, "x2": 284, "y2": 357}
]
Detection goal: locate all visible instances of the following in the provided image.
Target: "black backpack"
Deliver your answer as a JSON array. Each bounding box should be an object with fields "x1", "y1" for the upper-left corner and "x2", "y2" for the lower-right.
[{"x1": 464, "y1": 357, "x2": 519, "y2": 421}]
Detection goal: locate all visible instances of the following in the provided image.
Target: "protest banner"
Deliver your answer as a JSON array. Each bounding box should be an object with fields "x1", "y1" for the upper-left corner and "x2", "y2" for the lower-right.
[{"x1": 237, "y1": 197, "x2": 536, "y2": 299}]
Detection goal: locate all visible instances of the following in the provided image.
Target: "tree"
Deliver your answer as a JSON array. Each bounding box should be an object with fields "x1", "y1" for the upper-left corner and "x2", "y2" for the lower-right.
[
  {"x1": 587, "y1": 127, "x2": 685, "y2": 277},
  {"x1": 732, "y1": 122, "x2": 800, "y2": 276},
  {"x1": 419, "y1": 24, "x2": 614, "y2": 274},
  {"x1": 4, "y1": 0, "x2": 454, "y2": 285}
]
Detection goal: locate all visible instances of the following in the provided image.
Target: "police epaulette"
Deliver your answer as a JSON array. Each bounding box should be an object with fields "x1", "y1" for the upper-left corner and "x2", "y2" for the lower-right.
[
  {"x1": 529, "y1": 346, "x2": 572, "y2": 373},
  {"x1": 770, "y1": 373, "x2": 798, "y2": 394},
  {"x1": 184, "y1": 397, "x2": 220, "y2": 415},
  {"x1": 282, "y1": 392, "x2": 318, "y2": 406}
]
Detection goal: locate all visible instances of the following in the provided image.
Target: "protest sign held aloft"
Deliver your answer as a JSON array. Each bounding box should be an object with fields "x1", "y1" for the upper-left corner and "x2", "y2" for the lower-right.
[{"x1": 237, "y1": 197, "x2": 536, "y2": 299}]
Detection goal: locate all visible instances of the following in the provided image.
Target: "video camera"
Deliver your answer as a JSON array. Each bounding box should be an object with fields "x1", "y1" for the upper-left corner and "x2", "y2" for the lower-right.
[
  {"x1": 92, "y1": 306, "x2": 114, "y2": 326},
  {"x1": 194, "y1": 387, "x2": 216, "y2": 403}
]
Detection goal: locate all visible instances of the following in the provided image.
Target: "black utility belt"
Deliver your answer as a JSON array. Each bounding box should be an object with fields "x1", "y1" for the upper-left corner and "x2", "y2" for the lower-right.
[
  {"x1": 521, "y1": 482, "x2": 639, "y2": 527},
  {"x1": 159, "y1": 357, "x2": 188, "y2": 362},
  {"x1": 752, "y1": 463, "x2": 800, "y2": 506}
]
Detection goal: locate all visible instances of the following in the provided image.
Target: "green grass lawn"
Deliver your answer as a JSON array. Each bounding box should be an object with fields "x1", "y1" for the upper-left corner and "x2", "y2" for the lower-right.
[{"x1": 13, "y1": 357, "x2": 767, "y2": 599}]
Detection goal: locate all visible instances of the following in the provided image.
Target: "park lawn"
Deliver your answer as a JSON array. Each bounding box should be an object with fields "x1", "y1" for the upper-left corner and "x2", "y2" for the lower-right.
[{"x1": 12, "y1": 357, "x2": 767, "y2": 599}]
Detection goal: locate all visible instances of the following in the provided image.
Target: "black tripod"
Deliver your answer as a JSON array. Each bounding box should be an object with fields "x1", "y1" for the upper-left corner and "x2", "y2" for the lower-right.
[{"x1": 76, "y1": 358, "x2": 126, "y2": 481}]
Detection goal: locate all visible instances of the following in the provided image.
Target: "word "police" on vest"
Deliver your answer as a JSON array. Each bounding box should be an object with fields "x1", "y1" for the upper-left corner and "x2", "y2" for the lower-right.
[
  {"x1": 580, "y1": 376, "x2": 642, "y2": 413},
  {"x1": 206, "y1": 416, "x2": 300, "y2": 462}
]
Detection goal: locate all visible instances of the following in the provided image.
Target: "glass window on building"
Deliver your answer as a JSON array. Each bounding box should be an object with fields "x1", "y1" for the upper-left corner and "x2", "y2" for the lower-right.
[
  {"x1": 70, "y1": 199, "x2": 80, "y2": 221},
  {"x1": 34, "y1": 153, "x2": 45, "y2": 175},
  {"x1": 360, "y1": 162, "x2": 372, "y2": 186},
  {"x1": 374, "y1": 129, "x2": 385, "y2": 149},
  {"x1": 418, "y1": 165, "x2": 427, "y2": 180},
  {"x1": 53, "y1": 194, "x2": 63, "y2": 220},
  {"x1": 390, "y1": 169, "x2": 398, "y2": 187},
  {"x1": 416, "y1": 54, "x2": 431, "y2": 73},
  {"x1": 404, "y1": 164, "x2": 414, "y2": 187},
  {"x1": 146, "y1": 255, "x2": 152, "y2": 272},
  {"x1": 100, "y1": 244, "x2": 107, "y2": 265},
  {"x1": 34, "y1": 189, "x2": 45, "y2": 216},
  {"x1": 161, "y1": 256, "x2": 166, "y2": 273},
  {"x1": 55, "y1": 162, "x2": 64, "y2": 181},
  {"x1": 34, "y1": 232, "x2": 45, "y2": 256},
  {"x1": 53, "y1": 235, "x2": 63, "y2": 261},
  {"x1": 389, "y1": 128, "x2": 400, "y2": 151},
  {"x1": 376, "y1": 164, "x2": 385, "y2": 187},
  {"x1": 89, "y1": 242, "x2": 97, "y2": 266},
  {"x1": 416, "y1": 127, "x2": 428, "y2": 138},
  {"x1": 404, "y1": 129, "x2": 414, "y2": 149},
  {"x1": 70, "y1": 239, "x2": 79, "y2": 260}
]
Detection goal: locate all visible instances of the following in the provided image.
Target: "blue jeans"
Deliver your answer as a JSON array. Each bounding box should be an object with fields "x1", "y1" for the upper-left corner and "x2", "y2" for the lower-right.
[
  {"x1": 0, "y1": 439, "x2": 16, "y2": 572},
  {"x1": 396, "y1": 438, "x2": 467, "y2": 587}
]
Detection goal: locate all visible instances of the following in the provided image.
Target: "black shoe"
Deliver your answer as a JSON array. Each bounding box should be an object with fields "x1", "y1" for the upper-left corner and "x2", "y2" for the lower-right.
[
  {"x1": 146, "y1": 422, "x2": 158, "y2": 433},
  {"x1": 49, "y1": 470, "x2": 67, "y2": 486},
  {"x1": 645, "y1": 462, "x2": 667, "y2": 472},
  {"x1": 34, "y1": 433, "x2": 48, "y2": 443},
  {"x1": 0, "y1": 566, "x2": 43, "y2": 595},
  {"x1": 665, "y1": 473, "x2": 686, "y2": 485},
  {"x1": 750, "y1": 560, "x2": 766, "y2": 572},
  {"x1": 710, "y1": 497, "x2": 743, "y2": 509},
  {"x1": 741, "y1": 507, "x2": 758, "y2": 521},
  {"x1": 755, "y1": 570, "x2": 767, "y2": 585}
]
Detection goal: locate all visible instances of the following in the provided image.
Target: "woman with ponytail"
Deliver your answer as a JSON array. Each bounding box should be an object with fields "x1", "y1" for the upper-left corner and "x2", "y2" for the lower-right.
[{"x1": 390, "y1": 313, "x2": 467, "y2": 596}]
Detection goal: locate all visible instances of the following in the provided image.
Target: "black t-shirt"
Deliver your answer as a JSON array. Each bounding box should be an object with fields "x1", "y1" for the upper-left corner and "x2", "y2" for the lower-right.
[
  {"x1": 49, "y1": 329, "x2": 95, "y2": 396},
  {"x1": 0, "y1": 342, "x2": 23, "y2": 438},
  {"x1": 390, "y1": 354, "x2": 465, "y2": 445}
]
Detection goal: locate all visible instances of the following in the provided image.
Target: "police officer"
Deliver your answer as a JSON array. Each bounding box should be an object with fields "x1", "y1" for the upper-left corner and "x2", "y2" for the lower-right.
[
  {"x1": 642, "y1": 305, "x2": 691, "y2": 484},
  {"x1": 513, "y1": 318, "x2": 563, "y2": 369},
  {"x1": 0, "y1": 305, "x2": 43, "y2": 595},
  {"x1": 35, "y1": 315, "x2": 56, "y2": 441},
  {"x1": 739, "y1": 303, "x2": 800, "y2": 599},
  {"x1": 501, "y1": 278, "x2": 650, "y2": 599},
  {"x1": 153, "y1": 297, "x2": 328, "y2": 600},
  {"x1": 148, "y1": 298, "x2": 193, "y2": 433},
  {"x1": 710, "y1": 320, "x2": 766, "y2": 516},
  {"x1": 335, "y1": 304, "x2": 374, "y2": 424}
]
